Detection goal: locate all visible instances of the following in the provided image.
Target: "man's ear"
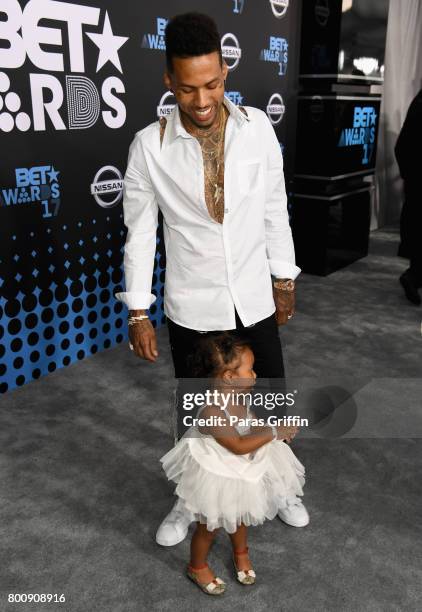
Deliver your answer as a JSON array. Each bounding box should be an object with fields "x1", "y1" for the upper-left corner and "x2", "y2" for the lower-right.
[{"x1": 222, "y1": 61, "x2": 228, "y2": 82}]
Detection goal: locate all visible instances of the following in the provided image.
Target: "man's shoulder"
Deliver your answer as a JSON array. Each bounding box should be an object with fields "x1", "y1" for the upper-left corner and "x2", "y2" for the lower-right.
[
  {"x1": 132, "y1": 120, "x2": 160, "y2": 145},
  {"x1": 237, "y1": 106, "x2": 273, "y2": 136},
  {"x1": 240, "y1": 105, "x2": 269, "y2": 123},
  {"x1": 127, "y1": 120, "x2": 161, "y2": 160}
]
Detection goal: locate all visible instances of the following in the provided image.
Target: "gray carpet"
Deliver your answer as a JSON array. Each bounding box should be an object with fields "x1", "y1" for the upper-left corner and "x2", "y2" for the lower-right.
[{"x1": 1, "y1": 229, "x2": 421, "y2": 612}]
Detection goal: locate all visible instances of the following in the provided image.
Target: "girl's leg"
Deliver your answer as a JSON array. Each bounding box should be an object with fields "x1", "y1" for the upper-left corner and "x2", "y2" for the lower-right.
[
  {"x1": 190, "y1": 522, "x2": 219, "y2": 583},
  {"x1": 229, "y1": 523, "x2": 253, "y2": 571}
]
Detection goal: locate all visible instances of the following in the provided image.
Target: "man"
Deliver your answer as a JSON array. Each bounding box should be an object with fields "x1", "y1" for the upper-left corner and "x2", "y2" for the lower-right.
[
  {"x1": 395, "y1": 88, "x2": 422, "y2": 305},
  {"x1": 115, "y1": 12, "x2": 309, "y2": 546}
]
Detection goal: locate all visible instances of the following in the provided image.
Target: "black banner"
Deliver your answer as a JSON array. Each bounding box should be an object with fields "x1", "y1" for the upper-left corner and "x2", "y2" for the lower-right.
[{"x1": 0, "y1": 0, "x2": 300, "y2": 394}]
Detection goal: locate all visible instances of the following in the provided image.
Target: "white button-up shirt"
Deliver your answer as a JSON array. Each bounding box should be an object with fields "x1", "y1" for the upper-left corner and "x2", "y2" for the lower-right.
[{"x1": 115, "y1": 97, "x2": 300, "y2": 331}]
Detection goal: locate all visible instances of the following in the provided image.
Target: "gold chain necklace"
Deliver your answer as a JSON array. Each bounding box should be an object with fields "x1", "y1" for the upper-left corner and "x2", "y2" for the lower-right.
[
  {"x1": 200, "y1": 107, "x2": 225, "y2": 198},
  {"x1": 181, "y1": 106, "x2": 227, "y2": 223},
  {"x1": 196, "y1": 107, "x2": 227, "y2": 222}
]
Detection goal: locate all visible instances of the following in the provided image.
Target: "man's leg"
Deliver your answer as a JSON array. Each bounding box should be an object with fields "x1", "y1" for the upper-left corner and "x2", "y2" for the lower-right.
[
  {"x1": 235, "y1": 310, "x2": 310, "y2": 528},
  {"x1": 167, "y1": 318, "x2": 209, "y2": 441},
  {"x1": 156, "y1": 318, "x2": 205, "y2": 547},
  {"x1": 234, "y1": 309, "x2": 284, "y2": 378},
  {"x1": 234, "y1": 311, "x2": 286, "y2": 423}
]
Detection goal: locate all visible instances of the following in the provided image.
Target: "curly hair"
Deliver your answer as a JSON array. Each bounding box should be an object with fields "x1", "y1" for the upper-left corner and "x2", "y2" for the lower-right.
[
  {"x1": 187, "y1": 333, "x2": 252, "y2": 378},
  {"x1": 165, "y1": 12, "x2": 222, "y2": 72}
]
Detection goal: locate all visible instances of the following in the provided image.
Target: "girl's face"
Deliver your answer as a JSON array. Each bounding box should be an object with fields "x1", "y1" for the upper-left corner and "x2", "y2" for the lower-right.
[{"x1": 223, "y1": 347, "x2": 257, "y2": 389}]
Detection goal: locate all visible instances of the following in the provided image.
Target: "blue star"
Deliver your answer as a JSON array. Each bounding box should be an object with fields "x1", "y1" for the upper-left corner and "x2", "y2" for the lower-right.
[{"x1": 48, "y1": 166, "x2": 60, "y2": 183}]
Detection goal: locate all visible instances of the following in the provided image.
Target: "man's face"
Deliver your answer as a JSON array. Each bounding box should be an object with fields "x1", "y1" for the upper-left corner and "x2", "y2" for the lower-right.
[{"x1": 164, "y1": 52, "x2": 228, "y2": 129}]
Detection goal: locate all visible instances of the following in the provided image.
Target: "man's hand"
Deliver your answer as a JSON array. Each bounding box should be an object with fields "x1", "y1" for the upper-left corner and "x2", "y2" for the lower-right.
[
  {"x1": 128, "y1": 310, "x2": 158, "y2": 362},
  {"x1": 273, "y1": 286, "x2": 295, "y2": 326}
]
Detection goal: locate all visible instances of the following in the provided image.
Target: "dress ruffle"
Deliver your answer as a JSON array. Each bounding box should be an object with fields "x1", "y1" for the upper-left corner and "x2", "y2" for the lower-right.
[{"x1": 160, "y1": 432, "x2": 305, "y2": 534}]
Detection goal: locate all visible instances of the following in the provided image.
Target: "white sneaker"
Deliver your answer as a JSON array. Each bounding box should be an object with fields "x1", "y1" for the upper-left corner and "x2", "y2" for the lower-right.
[
  {"x1": 278, "y1": 496, "x2": 310, "y2": 528},
  {"x1": 156, "y1": 500, "x2": 195, "y2": 546}
]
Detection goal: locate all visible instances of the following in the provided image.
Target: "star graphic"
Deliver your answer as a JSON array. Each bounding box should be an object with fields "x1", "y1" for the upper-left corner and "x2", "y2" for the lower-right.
[
  {"x1": 86, "y1": 12, "x2": 128, "y2": 73},
  {"x1": 47, "y1": 166, "x2": 60, "y2": 183}
]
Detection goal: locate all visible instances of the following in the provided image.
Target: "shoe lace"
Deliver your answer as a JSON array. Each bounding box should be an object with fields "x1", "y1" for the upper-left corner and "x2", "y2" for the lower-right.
[
  {"x1": 167, "y1": 507, "x2": 187, "y2": 525},
  {"x1": 286, "y1": 496, "x2": 302, "y2": 508}
]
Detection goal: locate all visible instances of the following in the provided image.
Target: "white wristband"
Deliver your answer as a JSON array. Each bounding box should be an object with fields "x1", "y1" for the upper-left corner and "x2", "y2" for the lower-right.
[{"x1": 270, "y1": 425, "x2": 278, "y2": 440}]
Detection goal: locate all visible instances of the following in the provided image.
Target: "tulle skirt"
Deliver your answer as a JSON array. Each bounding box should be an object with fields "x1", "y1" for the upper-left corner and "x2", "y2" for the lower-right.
[{"x1": 160, "y1": 431, "x2": 305, "y2": 534}]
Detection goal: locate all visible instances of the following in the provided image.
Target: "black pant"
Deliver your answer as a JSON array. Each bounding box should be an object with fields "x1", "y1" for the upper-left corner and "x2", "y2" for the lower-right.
[
  {"x1": 167, "y1": 309, "x2": 284, "y2": 378},
  {"x1": 400, "y1": 184, "x2": 422, "y2": 285},
  {"x1": 167, "y1": 310, "x2": 285, "y2": 438}
]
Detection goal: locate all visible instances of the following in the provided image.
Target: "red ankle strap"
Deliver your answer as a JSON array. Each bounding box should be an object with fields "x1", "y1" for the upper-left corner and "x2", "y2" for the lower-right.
[
  {"x1": 188, "y1": 563, "x2": 209, "y2": 571},
  {"x1": 233, "y1": 546, "x2": 249, "y2": 555}
]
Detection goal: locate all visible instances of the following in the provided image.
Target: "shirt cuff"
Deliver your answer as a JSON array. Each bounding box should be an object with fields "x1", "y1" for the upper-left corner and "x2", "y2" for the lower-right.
[
  {"x1": 268, "y1": 260, "x2": 301, "y2": 280},
  {"x1": 114, "y1": 291, "x2": 157, "y2": 310}
]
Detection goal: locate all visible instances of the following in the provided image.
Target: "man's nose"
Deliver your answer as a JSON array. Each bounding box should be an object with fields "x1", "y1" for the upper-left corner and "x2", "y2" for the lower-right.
[{"x1": 194, "y1": 89, "x2": 209, "y2": 108}]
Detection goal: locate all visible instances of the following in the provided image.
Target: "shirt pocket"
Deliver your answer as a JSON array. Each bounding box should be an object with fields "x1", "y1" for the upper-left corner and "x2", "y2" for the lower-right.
[{"x1": 236, "y1": 158, "x2": 264, "y2": 196}]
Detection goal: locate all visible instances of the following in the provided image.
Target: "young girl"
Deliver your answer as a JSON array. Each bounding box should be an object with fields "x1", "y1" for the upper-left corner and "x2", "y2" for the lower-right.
[{"x1": 160, "y1": 333, "x2": 305, "y2": 596}]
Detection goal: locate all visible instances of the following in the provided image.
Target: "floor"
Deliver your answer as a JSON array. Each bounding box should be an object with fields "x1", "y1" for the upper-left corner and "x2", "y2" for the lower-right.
[{"x1": 1, "y1": 229, "x2": 421, "y2": 612}]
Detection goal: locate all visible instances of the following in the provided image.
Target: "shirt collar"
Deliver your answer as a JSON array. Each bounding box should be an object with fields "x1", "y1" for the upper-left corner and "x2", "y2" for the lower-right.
[{"x1": 161, "y1": 95, "x2": 250, "y2": 149}]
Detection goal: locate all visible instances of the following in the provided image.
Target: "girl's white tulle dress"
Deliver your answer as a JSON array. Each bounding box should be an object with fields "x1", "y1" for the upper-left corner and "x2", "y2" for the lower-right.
[{"x1": 160, "y1": 404, "x2": 305, "y2": 533}]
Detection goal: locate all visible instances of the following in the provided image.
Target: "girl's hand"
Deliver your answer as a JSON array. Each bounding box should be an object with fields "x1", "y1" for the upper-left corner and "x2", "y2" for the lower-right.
[{"x1": 276, "y1": 424, "x2": 299, "y2": 443}]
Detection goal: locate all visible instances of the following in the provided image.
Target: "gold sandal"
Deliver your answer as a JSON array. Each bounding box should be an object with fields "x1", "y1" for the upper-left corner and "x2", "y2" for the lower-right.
[
  {"x1": 233, "y1": 547, "x2": 256, "y2": 585},
  {"x1": 187, "y1": 563, "x2": 226, "y2": 595}
]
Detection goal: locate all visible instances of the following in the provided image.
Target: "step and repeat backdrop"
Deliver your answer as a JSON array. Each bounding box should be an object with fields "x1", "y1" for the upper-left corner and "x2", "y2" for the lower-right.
[{"x1": 0, "y1": 0, "x2": 300, "y2": 394}]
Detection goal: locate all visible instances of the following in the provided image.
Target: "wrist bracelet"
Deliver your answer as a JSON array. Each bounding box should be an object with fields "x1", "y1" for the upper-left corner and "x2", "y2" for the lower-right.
[
  {"x1": 271, "y1": 425, "x2": 278, "y2": 440},
  {"x1": 128, "y1": 315, "x2": 149, "y2": 326},
  {"x1": 273, "y1": 279, "x2": 295, "y2": 292}
]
